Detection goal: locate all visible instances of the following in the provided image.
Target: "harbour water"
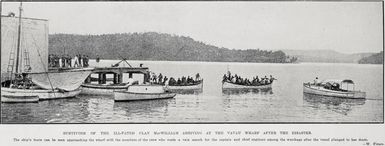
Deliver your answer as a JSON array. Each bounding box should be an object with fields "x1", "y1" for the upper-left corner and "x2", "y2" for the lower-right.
[{"x1": 1, "y1": 60, "x2": 383, "y2": 123}]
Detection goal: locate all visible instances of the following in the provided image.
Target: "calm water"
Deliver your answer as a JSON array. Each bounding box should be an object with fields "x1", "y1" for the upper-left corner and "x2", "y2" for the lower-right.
[{"x1": 1, "y1": 60, "x2": 383, "y2": 123}]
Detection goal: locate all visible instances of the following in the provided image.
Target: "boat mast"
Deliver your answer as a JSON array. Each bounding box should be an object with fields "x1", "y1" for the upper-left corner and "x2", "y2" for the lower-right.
[{"x1": 15, "y1": 2, "x2": 23, "y2": 74}]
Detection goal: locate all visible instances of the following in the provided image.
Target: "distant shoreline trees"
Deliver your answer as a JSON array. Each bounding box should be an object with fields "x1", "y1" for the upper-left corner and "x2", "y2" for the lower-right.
[
  {"x1": 358, "y1": 51, "x2": 383, "y2": 64},
  {"x1": 48, "y1": 32, "x2": 297, "y2": 63}
]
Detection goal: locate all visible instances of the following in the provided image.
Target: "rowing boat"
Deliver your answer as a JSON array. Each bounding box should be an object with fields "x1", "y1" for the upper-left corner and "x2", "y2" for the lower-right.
[
  {"x1": 165, "y1": 80, "x2": 203, "y2": 90},
  {"x1": 222, "y1": 81, "x2": 272, "y2": 89},
  {"x1": 114, "y1": 85, "x2": 176, "y2": 101}
]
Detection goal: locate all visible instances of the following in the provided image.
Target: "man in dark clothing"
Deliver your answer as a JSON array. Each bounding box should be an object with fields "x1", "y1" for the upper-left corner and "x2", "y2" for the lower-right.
[
  {"x1": 84, "y1": 55, "x2": 89, "y2": 67},
  {"x1": 187, "y1": 76, "x2": 191, "y2": 84},
  {"x1": 96, "y1": 55, "x2": 100, "y2": 63},
  {"x1": 163, "y1": 76, "x2": 168, "y2": 85},
  {"x1": 195, "y1": 73, "x2": 200, "y2": 81},
  {"x1": 152, "y1": 74, "x2": 157, "y2": 83},
  {"x1": 78, "y1": 54, "x2": 82, "y2": 67},
  {"x1": 158, "y1": 73, "x2": 163, "y2": 84},
  {"x1": 61, "y1": 55, "x2": 66, "y2": 67},
  {"x1": 54, "y1": 55, "x2": 59, "y2": 67},
  {"x1": 269, "y1": 75, "x2": 275, "y2": 84},
  {"x1": 177, "y1": 78, "x2": 181, "y2": 85},
  {"x1": 48, "y1": 54, "x2": 52, "y2": 67},
  {"x1": 67, "y1": 54, "x2": 72, "y2": 67},
  {"x1": 168, "y1": 77, "x2": 175, "y2": 86}
]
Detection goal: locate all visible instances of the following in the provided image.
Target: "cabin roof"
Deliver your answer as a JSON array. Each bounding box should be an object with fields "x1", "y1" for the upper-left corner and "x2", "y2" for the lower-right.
[
  {"x1": 92, "y1": 67, "x2": 149, "y2": 74},
  {"x1": 321, "y1": 79, "x2": 355, "y2": 84}
]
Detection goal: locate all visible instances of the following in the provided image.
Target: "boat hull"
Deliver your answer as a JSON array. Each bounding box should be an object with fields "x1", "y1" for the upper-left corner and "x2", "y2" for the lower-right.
[
  {"x1": 165, "y1": 81, "x2": 203, "y2": 90},
  {"x1": 222, "y1": 81, "x2": 272, "y2": 89},
  {"x1": 29, "y1": 68, "x2": 93, "y2": 91},
  {"x1": 80, "y1": 84, "x2": 129, "y2": 96},
  {"x1": 303, "y1": 84, "x2": 366, "y2": 99},
  {"x1": 1, "y1": 87, "x2": 81, "y2": 100},
  {"x1": 1, "y1": 95, "x2": 39, "y2": 103},
  {"x1": 114, "y1": 91, "x2": 176, "y2": 101}
]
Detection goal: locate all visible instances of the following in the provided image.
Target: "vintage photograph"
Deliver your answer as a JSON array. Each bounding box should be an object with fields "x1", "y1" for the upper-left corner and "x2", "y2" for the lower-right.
[{"x1": 1, "y1": 1, "x2": 383, "y2": 123}]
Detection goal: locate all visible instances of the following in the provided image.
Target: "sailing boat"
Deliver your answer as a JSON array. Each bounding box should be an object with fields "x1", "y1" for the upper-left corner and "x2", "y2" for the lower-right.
[{"x1": 1, "y1": 3, "x2": 93, "y2": 102}]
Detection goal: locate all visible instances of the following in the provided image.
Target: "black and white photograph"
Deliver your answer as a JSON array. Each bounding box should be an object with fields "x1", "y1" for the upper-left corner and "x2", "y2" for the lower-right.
[{"x1": 1, "y1": 1, "x2": 383, "y2": 124}]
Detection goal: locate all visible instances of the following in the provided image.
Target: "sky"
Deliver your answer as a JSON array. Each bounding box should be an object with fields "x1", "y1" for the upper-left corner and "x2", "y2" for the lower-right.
[{"x1": 1, "y1": 2, "x2": 383, "y2": 54}]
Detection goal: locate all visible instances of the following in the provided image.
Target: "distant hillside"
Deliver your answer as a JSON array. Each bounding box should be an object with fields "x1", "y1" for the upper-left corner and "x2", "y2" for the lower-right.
[
  {"x1": 358, "y1": 51, "x2": 383, "y2": 64},
  {"x1": 48, "y1": 32, "x2": 296, "y2": 63},
  {"x1": 282, "y1": 49, "x2": 374, "y2": 63}
]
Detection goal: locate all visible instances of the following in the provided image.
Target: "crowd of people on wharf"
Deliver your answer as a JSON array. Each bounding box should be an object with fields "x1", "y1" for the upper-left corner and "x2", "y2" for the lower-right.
[
  {"x1": 48, "y1": 54, "x2": 90, "y2": 68},
  {"x1": 150, "y1": 73, "x2": 202, "y2": 86},
  {"x1": 223, "y1": 71, "x2": 275, "y2": 86}
]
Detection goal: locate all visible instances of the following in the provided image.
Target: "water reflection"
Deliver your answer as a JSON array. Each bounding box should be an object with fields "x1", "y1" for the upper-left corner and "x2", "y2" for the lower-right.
[
  {"x1": 303, "y1": 93, "x2": 366, "y2": 115},
  {"x1": 1, "y1": 102, "x2": 39, "y2": 123},
  {"x1": 113, "y1": 99, "x2": 172, "y2": 120},
  {"x1": 222, "y1": 88, "x2": 273, "y2": 95}
]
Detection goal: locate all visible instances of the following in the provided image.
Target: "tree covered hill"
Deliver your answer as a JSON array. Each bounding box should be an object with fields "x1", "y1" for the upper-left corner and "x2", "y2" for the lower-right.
[
  {"x1": 282, "y1": 49, "x2": 375, "y2": 63},
  {"x1": 358, "y1": 51, "x2": 383, "y2": 64},
  {"x1": 48, "y1": 32, "x2": 296, "y2": 63}
]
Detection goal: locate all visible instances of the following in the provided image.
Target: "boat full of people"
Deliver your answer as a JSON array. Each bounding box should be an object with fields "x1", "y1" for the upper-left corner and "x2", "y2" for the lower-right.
[
  {"x1": 222, "y1": 72, "x2": 275, "y2": 89},
  {"x1": 150, "y1": 73, "x2": 203, "y2": 90},
  {"x1": 303, "y1": 78, "x2": 366, "y2": 99}
]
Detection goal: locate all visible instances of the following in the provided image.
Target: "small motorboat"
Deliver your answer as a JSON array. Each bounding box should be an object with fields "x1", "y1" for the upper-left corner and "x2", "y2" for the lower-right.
[
  {"x1": 303, "y1": 79, "x2": 366, "y2": 99},
  {"x1": 80, "y1": 65, "x2": 150, "y2": 96},
  {"x1": 114, "y1": 85, "x2": 176, "y2": 101}
]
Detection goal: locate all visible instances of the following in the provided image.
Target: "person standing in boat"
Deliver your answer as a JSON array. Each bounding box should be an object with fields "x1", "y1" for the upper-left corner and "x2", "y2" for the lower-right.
[
  {"x1": 61, "y1": 55, "x2": 66, "y2": 68},
  {"x1": 96, "y1": 55, "x2": 100, "y2": 63},
  {"x1": 85, "y1": 55, "x2": 89, "y2": 67},
  {"x1": 67, "y1": 54, "x2": 72, "y2": 67},
  {"x1": 78, "y1": 54, "x2": 83, "y2": 67},
  {"x1": 73, "y1": 55, "x2": 79, "y2": 67},
  {"x1": 54, "y1": 55, "x2": 59, "y2": 67},
  {"x1": 81, "y1": 55, "x2": 86, "y2": 67},
  {"x1": 269, "y1": 75, "x2": 276, "y2": 83},
  {"x1": 48, "y1": 54, "x2": 52, "y2": 67},
  {"x1": 83, "y1": 55, "x2": 89, "y2": 67},
  {"x1": 314, "y1": 77, "x2": 320, "y2": 85},
  {"x1": 195, "y1": 73, "x2": 200, "y2": 81}
]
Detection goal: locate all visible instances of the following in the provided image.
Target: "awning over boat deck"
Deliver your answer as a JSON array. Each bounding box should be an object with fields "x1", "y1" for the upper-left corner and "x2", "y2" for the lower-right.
[
  {"x1": 321, "y1": 79, "x2": 355, "y2": 84},
  {"x1": 91, "y1": 67, "x2": 149, "y2": 74}
]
